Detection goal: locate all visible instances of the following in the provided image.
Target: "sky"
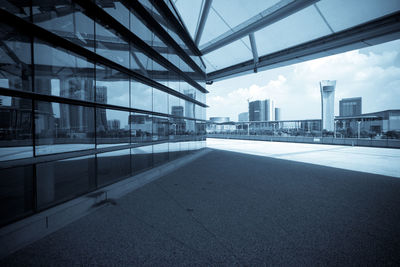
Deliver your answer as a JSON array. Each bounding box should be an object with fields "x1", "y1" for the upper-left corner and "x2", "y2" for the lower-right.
[{"x1": 206, "y1": 39, "x2": 400, "y2": 121}]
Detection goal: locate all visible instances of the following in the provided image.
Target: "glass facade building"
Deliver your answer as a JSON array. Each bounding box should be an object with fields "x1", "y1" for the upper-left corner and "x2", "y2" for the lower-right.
[
  {"x1": 339, "y1": 97, "x2": 362, "y2": 117},
  {"x1": 0, "y1": 0, "x2": 207, "y2": 226}
]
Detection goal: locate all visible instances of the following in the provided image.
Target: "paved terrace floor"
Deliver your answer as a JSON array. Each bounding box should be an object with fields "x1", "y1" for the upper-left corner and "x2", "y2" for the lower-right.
[{"x1": 2, "y1": 141, "x2": 400, "y2": 265}]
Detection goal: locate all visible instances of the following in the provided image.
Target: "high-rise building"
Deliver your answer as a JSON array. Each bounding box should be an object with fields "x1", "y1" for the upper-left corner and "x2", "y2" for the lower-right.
[
  {"x1": 249, "y1": 99, "x2": 275, "y2": 121},
  {"x1": 339, "y1": 97, "x2": 362, "y2": 117},
  {"x1": 238, "y1": 112, "x2": 249, "y2": 122},
  {"x1": 275, "y1": 108, "x2": 281, "y2": 121},
  {"x1": 320, "y1": 80, "x2": 336, "y2": 131}
]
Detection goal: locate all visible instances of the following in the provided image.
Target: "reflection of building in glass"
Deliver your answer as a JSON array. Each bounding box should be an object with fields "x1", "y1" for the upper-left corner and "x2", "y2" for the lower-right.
[
  {"x1": 339, "y1": 97, "x2": 362, "y2": 117},
  {"x1": 107, "y1": 119, "x2": 120, "y2": 130},
  {"x1": 320, "y1": 80, "x2": 336, "y2": 131},
  {"x1": 249, "y1": 99, "x2": 275, "y2": 121},
  {"x1": 238, "y1": 112, "x2": 248, "y2": 122},
  {"x1": 171, "y1": 106, "x2": 184, "y2": 117},
  {"x1": 0, "y1": 96, "x2": 32, "y2": 140},
  {"x1": 171, "y1": 106, "x2": 185, "y2": 134},
  {"x1": 129, "y1": 114, "x2": 152, "y2": 137},
  {"x1": 96, "y1": 86, "x2": 108, "y2": 132}
]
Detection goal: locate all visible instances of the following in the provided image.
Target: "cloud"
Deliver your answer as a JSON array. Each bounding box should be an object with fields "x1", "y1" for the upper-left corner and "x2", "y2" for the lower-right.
[{"x1": 207, "y1": 41, "x2": 400, "y2": 121}]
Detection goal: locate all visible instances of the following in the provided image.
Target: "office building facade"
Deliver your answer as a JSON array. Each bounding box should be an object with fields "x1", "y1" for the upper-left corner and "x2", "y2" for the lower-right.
[
  {"x1": 0, "y1": 1, "x2": 207, "y2": 227},
  {"x1": 238, "y1": 112, "x2": 249, "y2": 122},
  {"x1": 320, "y1": 80, "x2": 336, "y2": 131},
  {"x1": 274, "y1": 108, "x2": 281, "y2": 121},
  {"x1": 339, "y1": 97, "x2": 362, "y2": 117},
  {"x1": 249, "y1": 99, "x2": 275, "y2": 121}
]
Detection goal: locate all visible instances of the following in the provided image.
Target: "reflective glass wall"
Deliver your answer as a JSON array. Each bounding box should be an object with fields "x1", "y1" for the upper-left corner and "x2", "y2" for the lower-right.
[{"x1": 0, "y1": 0, "x2": 206, "y2": 227}]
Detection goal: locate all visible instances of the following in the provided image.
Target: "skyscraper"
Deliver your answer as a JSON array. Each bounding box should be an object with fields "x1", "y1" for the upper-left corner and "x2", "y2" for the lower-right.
[
  {"x1": 238, "y1": 112, "x2": 249, "y2": 122},
  {"x1": 249, "y1": 99, "x2": 275, "y2": 121},
  {"x1": 274, "y1": 108, "x2": 281, "y2": 121},
  {"x1": 320, "y1": 80, "x2": 336, "y2": 131},
  {"x1": 339, "y1": 97, "x2": 362, "y2": 117}
]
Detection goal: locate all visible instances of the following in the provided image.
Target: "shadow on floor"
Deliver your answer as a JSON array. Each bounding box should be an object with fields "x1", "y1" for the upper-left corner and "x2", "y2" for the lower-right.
[{"x1": 2, "y1": 149, "x2": 400, "y2": 266}]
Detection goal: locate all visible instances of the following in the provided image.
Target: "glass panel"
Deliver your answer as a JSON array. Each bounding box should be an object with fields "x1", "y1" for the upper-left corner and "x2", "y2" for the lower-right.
[
  {"x1": 34, "y1": 39, "x2": 94, "y2": 101},
  {"x1": 169, "y1": 94, "x2": 183, "y2": 116},
  {"x1": 196, "y1": 120, "x2": 206, "y2": 140},
  {"x1": 131, "y1": 145, "x2": 152, "y2": 174},
  {"x1": 203, "y1": 38, "x2": 252, "y2": 71},
  {"x1": 153, "y1": 142, "x2": 169, "y2": 166},
  {"x1": 152, "y1": 116, "x2": 169, "y2": 142},
  {"x1": 96, "y1": 65, "x2": 129, "y2": 107},
  {"x1": 255, "y1": 6, "x2": 332, "y2": 56},
  {"x1": 32, "y1": 0, "x2": 94, "y2": 51},
  {"x1": 185, "y1": 119, "x2": 196, "y2": 137},
  {"x1": 131, "y1": 80, "x2": 152, "y2": 111},
  {"x1": 153, "y1": 88, "x2": 168, "y2": 114},
  {"x1": 198, "y1": 7, "x2": 230, "y2": 47},
  {"x1": 97, "y1": 1, "x2": 130, "y2": 28},
  {"x1": 184, "y1": 100, "x2": 195, "y2": 119},
  {"x1": 97, "y1": 149, "x2": 131, "y2": 186},
  {"x1": 0, "y1": 24, "x2": 32, "y2": 91},
  {"x1": 0, "y1": 95, "x2": 32, "y2": 161},
  {"x1": 174, "y1": 0, "x2": 203, "y2": 39},
  {"x1": 0, "y1": 165, "x2": 33, "y2": 226},
  {"x1": 168, "y1": 141, "x2": 181, "y2": 160},
  {"x1": 130, "y1": 112, "x2": 152, "y2": 144},
  {"x1": 36, "y1": 155, "x2": 95, "y2": 209},
  {"x1": 0, "y1": 1, "x2": 31, "y2": 20},
  {"x1": 317, "y1": 0, "x2": 400, "y2": 32},
  {"x1": 96, "y1": 22, "x2": 129, "y2": 68},
  {"x1": 96, "y1": 109, "x2": 130, "y2": 148},
  {"x1": 35, "y1": 102, "x2": 95, "y2": 155}
]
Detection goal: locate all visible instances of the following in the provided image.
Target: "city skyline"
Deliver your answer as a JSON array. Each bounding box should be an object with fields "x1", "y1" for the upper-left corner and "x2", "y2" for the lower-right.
[{"x1": 206, "y1": 39, "x2": 400, "y2": 121}]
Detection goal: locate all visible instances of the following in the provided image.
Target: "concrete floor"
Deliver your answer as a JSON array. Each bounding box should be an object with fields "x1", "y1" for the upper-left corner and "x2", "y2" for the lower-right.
[
  {"x1": 2, "y1": 146, "x2": 400, "y2": 265},
  {"x1": 207, "y1": 138, "x2": 400, "y2": 178}
]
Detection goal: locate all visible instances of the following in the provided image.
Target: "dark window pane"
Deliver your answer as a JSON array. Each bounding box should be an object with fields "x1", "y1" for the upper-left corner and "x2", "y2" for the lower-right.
[
  {"x1": 35, "y1": 101, "x2": 95, "y2": 155},
  {"x1": 97, "y1": 149, "x2": 130, "y2": 186},
  {"x1": 131, "y1": 145, "x2": 152, "y2": 174},
  {"x1": 153, "y1": 142, "x2": 168, "y2": 166},
  {"x1": 98, "y1": 1, "x2": 129, "y2": 28},
  {"x1": 0, "y1": 1, "x2": 31, "y2": 20},
  {"x1": 36, "y1": 155, "x2": 95, "y2": 209},
  {"x1": 0, "y1": 24, "x2": 32, "y2": 91},
  {"x1": 0, "y1": 165, "x2": 33, "y2": 226},
  {"x1": 131, "y1": 80, "x2": 152, "y2": 111},
  {"x1": 153, "y1": 116, "x2": 169, "y2": 141},
  {"x1": 34, "y1": 39, "x2": 94, "y2": 101},
  {"x1": 32, "y1": 1, "x2": 94, "y2": 51},
  {"x1": 96, "y1": 109, "x2": 130, "y2": 148},
  {"x1": 96, "y1": 22, "x2": 129, "y2": 68},
  {"x1": 168, "y1": 141, "x2": 181, "y2": 160},
  {"x1": 169, "y1": 95, "x2": 183, "y2": 116},
  {"x1": 153, "y1": 88, "x2": 168, "y2": 114},
  {"x1": 0, "y1": 95, "x2": 33, "y2": 161},
  {"x1": 96, "y1": 65, "x2": 129, "y2": 107},
  {"x1": 130, "y1": 112, "x2": 152, "y2": 143}
]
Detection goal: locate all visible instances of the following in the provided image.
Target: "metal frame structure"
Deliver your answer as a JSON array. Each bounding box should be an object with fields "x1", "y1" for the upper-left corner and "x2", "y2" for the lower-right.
[
  {"x1": 207, "y1": 11, "x2": 400, "y2": 82},
  {"x1": 200, "y1": 0, "x2": 319, "y2": 54}
]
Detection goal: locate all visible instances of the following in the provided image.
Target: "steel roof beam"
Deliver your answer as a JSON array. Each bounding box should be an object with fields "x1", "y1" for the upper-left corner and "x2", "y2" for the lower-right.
[
  {"x1": 207, "y1": 11, "x2": 400, "y2": 82},
  {"x1": 194, "y1": 0, "x2": 213, "y2": 46},
  {"x1": 248, "y1": 33, "x2": 259, "y2": 72},
  {"x1": 200, "y1": 0, "x2": 318, "y2": 54}
]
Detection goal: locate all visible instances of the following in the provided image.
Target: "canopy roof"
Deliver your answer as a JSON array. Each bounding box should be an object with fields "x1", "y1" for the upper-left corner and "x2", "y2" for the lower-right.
[{"x1": 173, "y1": 0, "x2": 400, "y2": 82}]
